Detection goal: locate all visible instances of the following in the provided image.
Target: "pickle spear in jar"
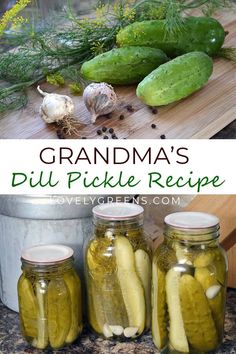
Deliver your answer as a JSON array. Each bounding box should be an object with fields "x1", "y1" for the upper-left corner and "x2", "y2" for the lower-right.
[
  {"x1": 179, "y1": 274, "x2": 219, "y2": 352},
  {"x1": 87, "y1": 238, "x2": 128, "y2": 336},
  {"x1": 134, "y1": 249, "x2": 152, "y2": 328},
  {"x1": 18, "y1": 276, "x2": 38, "y2": 339},
  {"x1": 166, "y1": 268, "x2": 189, "y2": 353},
  {"x1": 63, "y1": 270, "x2": 82, "y2": 343},
  {"x1": 47, "y1": 279, "x2": 71, "y2": 349},
  {"x1": 115, "y1": 236, "x2": 146, "y2": 336},
  {"x1": 32, "y1": 281, "x2": 49, "y2": 350},
  {"x1": 195, "y1": 267, "x2": 225, "y2": 337},
  {"x1": 152, "y1": 262, "x2": 168, "y2": 350}
]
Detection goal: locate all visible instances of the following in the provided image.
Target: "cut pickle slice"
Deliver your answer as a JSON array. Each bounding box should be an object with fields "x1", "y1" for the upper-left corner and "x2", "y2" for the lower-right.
[
  {"x1": 115, "y1": 236, "x2": 146, "y2": 335},
  {"x1": 179, "y1": 274, "x2": 218, "y2": 352},
  {"x1": 47, "y1": 279, "x2": 71, "y2": 349},
  {"x1": 134, "y1": 249, "x2": 152, "y2": 328},
  {"x1": 166, "y1": 268, "x2": 189, "y2": 353},
  {"x1": 152, "y1": 262, "x2": 168, "y2": 350},
  {"x1": 63, "y1": 271, "x2": 82, "y2": 344},
  {"x1": 195, "y1": 267, "x2": 225, "y2": 337},
  {"x1": 18, "y1": 275, "x2": 38, "y2": 339}
]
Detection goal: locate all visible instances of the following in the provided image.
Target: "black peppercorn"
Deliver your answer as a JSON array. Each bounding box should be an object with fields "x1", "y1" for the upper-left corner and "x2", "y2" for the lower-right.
[
  {"x1": 151, "y1": 124, "x2": 157, "y2": 129},
  {"x1": 119, "y1": 114, "x2": 125, "y2": 120},
  {"x1": 102, "y1": 126, "x2": 107, "y2": 132},
  {"x1": 103, "y1": 135, "x2": 109, "y2": 139},
  {"x1": 109, "y1": 128, "x2": 114, "y2": 134},
  {"x1": 126, "y1": 104, "x2": 134, "y2": 112},
  {"x1": 160, "y1": 134, "x2": 166, "y2": 139},
  {"x1": 97, "y1": 129, "x2": 102, "y2": 136}
]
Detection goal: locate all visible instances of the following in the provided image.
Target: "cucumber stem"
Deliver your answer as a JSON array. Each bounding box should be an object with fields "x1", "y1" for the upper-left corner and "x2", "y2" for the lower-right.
[{"x1": 217, "y1": 47, "x2": 236, "y2": 63}]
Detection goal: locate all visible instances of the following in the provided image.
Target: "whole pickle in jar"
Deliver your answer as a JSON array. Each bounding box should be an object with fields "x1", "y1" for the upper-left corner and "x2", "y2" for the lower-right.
[
  {"x1": 63, "y1": 270, "x2": 83, "y2": 344},
  {"x1": 47, "y1": 278, "x2": 71, "y2": 349},
  {"x1": 152, "y1": 260, "x2": 168, "y2": 350},
  {"x1": 115, "y1": 236, "x2": 146, "y2": 336},
  {"x1": 18, "y1": 275, "x2": 38, "y2": 339},
  {"x1": 195, "y1": 267, "x2": 225, "y2": 337},
  {"x1": 179, "y1": 274, "x2": 219, "y2": 352}
]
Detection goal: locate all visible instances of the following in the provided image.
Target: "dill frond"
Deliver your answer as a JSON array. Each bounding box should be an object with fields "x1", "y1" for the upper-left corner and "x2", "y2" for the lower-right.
[{"x1": 0, "y1": 0, "x2": 31, "y2": 36}]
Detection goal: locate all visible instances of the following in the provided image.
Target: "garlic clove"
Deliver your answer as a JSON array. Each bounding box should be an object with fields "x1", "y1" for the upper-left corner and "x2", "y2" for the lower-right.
[
  {"x1": 123, "y1": 327, "x2": 139, "y2": 338},
  {"x1": 103, "y1": 323, "x2": 113, "y2": 338},
  {"x1": 37, "y1": 86, "x2": 75, "y2": 124},
  {"x1": 83, "y1": 82, "x2": 117, "y2": 124},
  {"x1": 109, "y1": 325, "x2": 124, "y2": 336},
  {"x1": 206, "y1": 285, "x2": 221, "y2": 299}
]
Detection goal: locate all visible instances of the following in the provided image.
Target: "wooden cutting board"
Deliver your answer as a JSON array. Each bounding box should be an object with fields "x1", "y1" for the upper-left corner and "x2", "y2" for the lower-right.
[{"x1": 0, "y1": 11, "x2": 236, "y2": 139}]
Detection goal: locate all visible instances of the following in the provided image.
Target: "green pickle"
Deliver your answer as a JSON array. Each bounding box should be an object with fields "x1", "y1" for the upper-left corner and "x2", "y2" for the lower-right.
[
  {"x1": 63, "y1": 270, "x2": 83, "y2": 343},
  {"x1": 18, "y1": 275, "x2": 38, "y2": 339},
  {"x1": 180, "y1": 274, "x2": 219, "y2": 352},
  {"x1": 47, "y1": 279, "x2": 71, "y2": 349},
  {"x1": 152, "y1": 260, "x2": 168, "y2": 350}
]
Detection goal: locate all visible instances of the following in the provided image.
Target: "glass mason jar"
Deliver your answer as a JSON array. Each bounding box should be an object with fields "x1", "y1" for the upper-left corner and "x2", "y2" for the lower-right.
[
  {"x1": 152, "y1": 212, "x2": 228, "y2": 354},
  {"x1": 18, "y1": 244, "x2": 83, "y2": 350},
  {"x1": 85, "y1": 202, "x2": 152, "y2": 340}
]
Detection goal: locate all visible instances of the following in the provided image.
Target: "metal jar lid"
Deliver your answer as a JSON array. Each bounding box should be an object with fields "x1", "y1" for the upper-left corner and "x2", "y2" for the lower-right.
[
  {"x1": 165, "y1": 212, "x2": 219, "y2": 229},
  {"x1": 164, "y1": 212, "x2": 220, "y2": 238},
  {"x1": 0, "y1": 195, "x2": 101, "y2": 220},
  {"x1": 93, "y1": 202, "x2": 144, "y2": 220},
  {"x1": 21, "y1": 244, "x2": 74, "y2": 265}
]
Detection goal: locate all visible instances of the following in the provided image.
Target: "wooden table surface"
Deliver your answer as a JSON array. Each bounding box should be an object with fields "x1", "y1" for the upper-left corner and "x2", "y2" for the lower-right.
[{"x1": 0, "y1": 11, "x2": 236, "y2": 139}]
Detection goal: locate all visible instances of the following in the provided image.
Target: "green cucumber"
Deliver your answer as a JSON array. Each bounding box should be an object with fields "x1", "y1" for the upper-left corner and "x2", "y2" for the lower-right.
[
  {"x1": 81, "y1": 46, "x2": 168, "y2": 85},
  {"x1": 137, "y1": 52, "x2": 213, "y2": 106},
  {"x1": 117, "y1": 17, "x2": 225, "y2": 58}
]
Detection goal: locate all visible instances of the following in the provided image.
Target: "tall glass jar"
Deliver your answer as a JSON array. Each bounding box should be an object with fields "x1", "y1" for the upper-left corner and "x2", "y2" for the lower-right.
[
  {"x1": 18, "y1": 244, "x2": 83, "y2": 350},
  {"x1": 85, "y1": 202, "x2": 152, "y2": 340},
  {"x1": 152, "y1": 212, "x2": 228, "y2": 354}
]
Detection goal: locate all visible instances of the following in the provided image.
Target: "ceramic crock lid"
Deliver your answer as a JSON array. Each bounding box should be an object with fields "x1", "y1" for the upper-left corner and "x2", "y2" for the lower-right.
[{"x1": 0, "y1": 195, "x2": 101, "y2": 220}]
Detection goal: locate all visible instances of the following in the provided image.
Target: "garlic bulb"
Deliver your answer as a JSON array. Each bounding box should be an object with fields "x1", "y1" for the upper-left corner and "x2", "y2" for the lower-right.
[
  {"x1": 83, "y1": 83, "x2": 117, "y2": 123},
  {"x1": 37, "y1": 86, "x2": 75, "y2": 123}
]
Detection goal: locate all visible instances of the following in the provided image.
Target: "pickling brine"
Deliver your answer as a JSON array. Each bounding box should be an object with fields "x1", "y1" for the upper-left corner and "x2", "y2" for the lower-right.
[
  {"x1": 152, "y1": 212, "x2": 228, "y2": 354},
  {"x1": 85, "y1": 203, "x2": 152, "y2": 339},
  {"x1": 18, "y1": 245, "x2": 83, "y2": 350}
]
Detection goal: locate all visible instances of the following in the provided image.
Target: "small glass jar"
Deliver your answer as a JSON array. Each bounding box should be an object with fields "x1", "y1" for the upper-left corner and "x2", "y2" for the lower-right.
[
  {"x1": 18, "y1": 244, "x2": 83, "y2": 350},
  {"x1": 152, "y1": 212, "x2": 228, "y2": 354},
  {"x1": 85, "y1": 202, "x2": 152, "y2": 340}
]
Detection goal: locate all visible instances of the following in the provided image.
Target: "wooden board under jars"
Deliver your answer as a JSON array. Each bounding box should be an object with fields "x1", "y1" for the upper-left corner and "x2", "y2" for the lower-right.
[{"x1": 0, "y1": 11, "x2": 236, "y2": 139}]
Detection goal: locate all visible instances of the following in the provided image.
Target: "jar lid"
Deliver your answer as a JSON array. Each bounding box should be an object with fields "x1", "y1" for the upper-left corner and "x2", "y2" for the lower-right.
[
  {"x1": 21, "y1": 244, "x2": 74, "y2": 264},
  {"x1": 165, "y1": 212, "x2": 219, "y2": 230},
  {"x1": 93, "y1": 202, "x2": 144, "y2": 220}
]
